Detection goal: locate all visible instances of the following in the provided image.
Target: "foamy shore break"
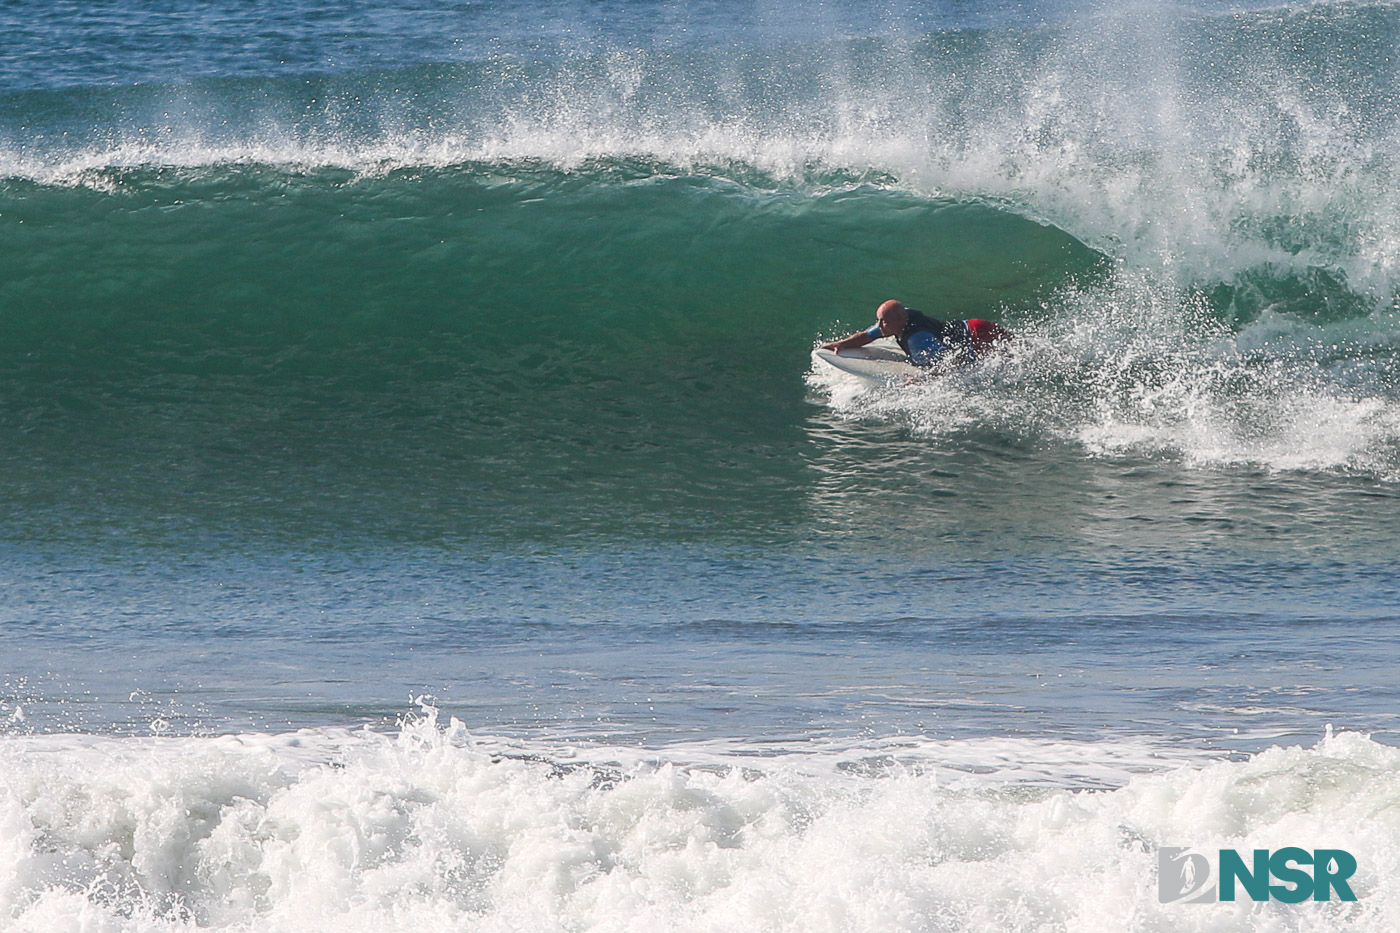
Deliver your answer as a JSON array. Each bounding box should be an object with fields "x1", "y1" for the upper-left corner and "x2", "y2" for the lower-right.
[{"x1": 1, "y1": 715, "x2": 1397, "y2": 932}]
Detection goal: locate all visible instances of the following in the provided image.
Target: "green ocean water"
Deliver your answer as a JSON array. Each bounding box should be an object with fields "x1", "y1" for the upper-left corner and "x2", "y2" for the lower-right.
[
  {"x1": 1, "y1": 164, "x2": 1110, "y2": 547},
  {"x1": 4, "y1": 147, "x2": 1400, "y2": 561}
]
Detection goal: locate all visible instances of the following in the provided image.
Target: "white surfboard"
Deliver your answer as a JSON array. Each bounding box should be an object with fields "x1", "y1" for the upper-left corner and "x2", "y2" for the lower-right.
[{"x1": 810, "y1": 344, "x2": 919, "y2": 382}]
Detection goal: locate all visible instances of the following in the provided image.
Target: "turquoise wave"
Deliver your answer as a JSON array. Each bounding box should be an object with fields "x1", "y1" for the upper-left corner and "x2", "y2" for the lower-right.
[
  {"x1": 0, "y1": 164, "x2": 1100, "y2": 546},
  {"x1": 0, "y1": 163, "x2": 1100, "y2": 364}
]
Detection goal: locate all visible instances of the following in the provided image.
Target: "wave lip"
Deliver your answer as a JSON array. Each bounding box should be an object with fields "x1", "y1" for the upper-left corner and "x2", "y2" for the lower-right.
[{"x1": 8, "y1": 0, "x2": 1400, "y2": 297}]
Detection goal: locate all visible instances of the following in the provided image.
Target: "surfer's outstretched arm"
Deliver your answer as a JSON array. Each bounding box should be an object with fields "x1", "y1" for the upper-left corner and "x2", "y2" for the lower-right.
[{"x1": 819, "y1": 329, "x2": 876, "y2": 352}]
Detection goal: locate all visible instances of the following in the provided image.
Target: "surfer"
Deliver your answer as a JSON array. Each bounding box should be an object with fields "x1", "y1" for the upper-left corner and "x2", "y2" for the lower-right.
[{"x1": 820, "y1": 300, "x2": 1012, "y2": 367}]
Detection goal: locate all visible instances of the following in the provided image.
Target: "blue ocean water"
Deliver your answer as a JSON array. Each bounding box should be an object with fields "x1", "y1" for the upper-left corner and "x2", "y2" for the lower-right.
[{"x1": 3, "y1": 0, "x2": 1400, "y2": 929}]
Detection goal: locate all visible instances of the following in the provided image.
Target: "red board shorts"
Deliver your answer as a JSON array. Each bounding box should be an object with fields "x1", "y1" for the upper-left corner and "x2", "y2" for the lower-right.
[{"x1": 965, "y1": 319, "x2": 1013, "y2": 353}]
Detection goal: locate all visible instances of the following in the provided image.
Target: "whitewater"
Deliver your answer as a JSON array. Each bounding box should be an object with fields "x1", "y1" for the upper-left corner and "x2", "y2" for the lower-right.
[
  {"x1": 0, "y1": 710, "x2": 1395, "y2": 933},
  {"x1": 3, "y1": 0, "x2": 1400, "y2": 929}
]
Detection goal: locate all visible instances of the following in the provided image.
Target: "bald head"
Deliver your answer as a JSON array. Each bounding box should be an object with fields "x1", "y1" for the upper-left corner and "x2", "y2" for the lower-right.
[{"x1": 875, "y1": 300, "x2": 907, "y2": 337}]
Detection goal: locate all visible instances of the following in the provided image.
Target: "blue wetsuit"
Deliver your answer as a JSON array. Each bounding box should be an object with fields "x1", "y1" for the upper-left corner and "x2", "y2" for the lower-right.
[{"x1": 865, "y1": 309, "x2": 972, "y2": 366}]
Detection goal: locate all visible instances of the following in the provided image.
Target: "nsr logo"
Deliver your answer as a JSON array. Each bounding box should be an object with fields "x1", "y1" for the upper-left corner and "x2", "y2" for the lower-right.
[{"x1": 1158, "y1": 847, "x2": 1358, "y2": 904}]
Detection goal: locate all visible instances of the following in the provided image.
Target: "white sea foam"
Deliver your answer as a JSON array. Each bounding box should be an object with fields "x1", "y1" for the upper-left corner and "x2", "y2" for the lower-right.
[
  {"x1": 0, "y1": 713, "x2": 1396, "y2": 932},
  {"x1": 812, "y1": 272, "x2": 1400, "y2": 478}
]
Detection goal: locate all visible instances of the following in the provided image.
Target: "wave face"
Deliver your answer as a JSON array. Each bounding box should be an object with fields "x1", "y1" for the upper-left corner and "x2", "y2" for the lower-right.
[{"x1": 0, "y1": 164, "x2": 1098, "y2": 546}]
